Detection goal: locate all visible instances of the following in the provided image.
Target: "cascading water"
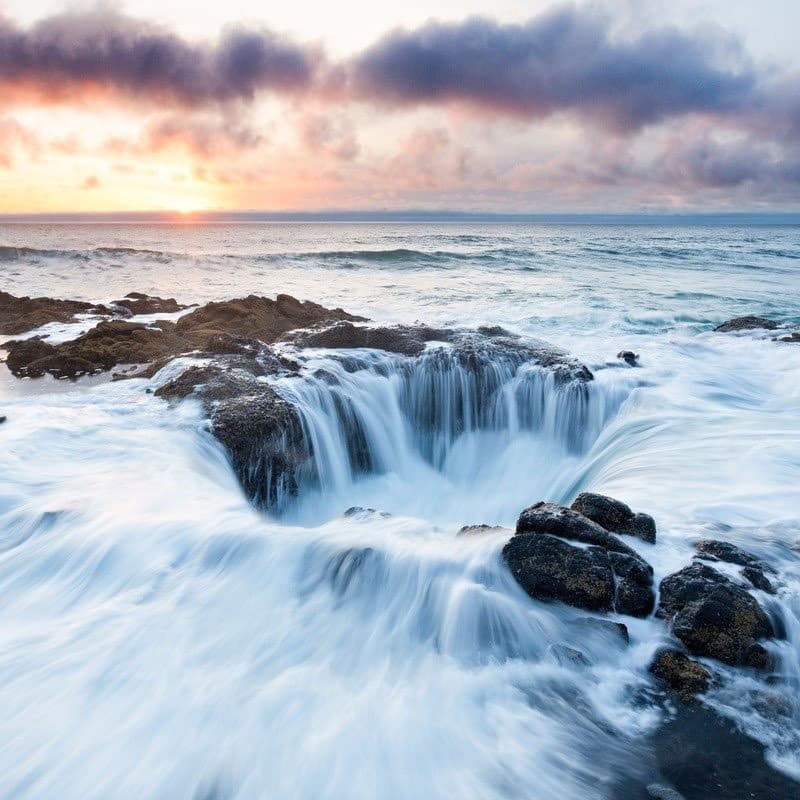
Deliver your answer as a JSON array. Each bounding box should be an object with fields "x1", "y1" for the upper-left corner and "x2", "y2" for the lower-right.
[{"x1": 269, "y1": 344, "x2": 629, "y2": 524}]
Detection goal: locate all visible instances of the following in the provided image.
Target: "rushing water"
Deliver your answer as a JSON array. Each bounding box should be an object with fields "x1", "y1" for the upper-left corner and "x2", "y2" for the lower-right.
[{"x1": 1, "y1": 222, "x2": 799, "y2": 799}]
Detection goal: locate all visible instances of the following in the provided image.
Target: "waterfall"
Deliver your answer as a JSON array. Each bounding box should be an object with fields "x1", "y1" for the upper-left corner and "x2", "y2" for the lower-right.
[{"x1": 268, "y1": 345, "x2": 628, "y2": 522}]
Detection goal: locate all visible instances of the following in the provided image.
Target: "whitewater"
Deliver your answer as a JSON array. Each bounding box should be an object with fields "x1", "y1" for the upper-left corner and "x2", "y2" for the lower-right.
[{"x1": 1, "y1": 222, "x2": 799, "y2": 799}]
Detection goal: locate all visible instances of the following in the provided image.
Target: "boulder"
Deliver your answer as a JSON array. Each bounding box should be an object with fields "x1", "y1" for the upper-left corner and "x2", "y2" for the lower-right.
[
  {"x1": 714, "y1": 316, "x2": 778, "y2": 333},
  {"x1": 111, "y1": 292, "x2": 190, "y2": 316},
  {"x1": 649, "y1": 649, "x2": 711, "y2": 699},
  {"x1": 571, "y1": 492, "x2": 657, "y2": 543},
  {"x1": 657, "y1": 563, "x2": 774, "y2": 668},
  {"x1": 617, "y1": 350, "x2": 639, "y2": 366},
  {"x1": 156, "y1": 360, "x2": 308, "y2": 508},
  {"x1": 740, "y1": 566, "x2": 775, "y2": 594},
  {"x1": 504, "y1": 502, "x2": 655, "y2": 616},
  {"x1": 695, "y1": 539, "x2": 774, "y2": 572},
  {"x1": 0, "y1": 291, "x2": 96, "y2": 335},
  {"x1": 777, "y1": 330, "x2": 800, "y2": 343},
  {"x1": 457, "y1": 524, "x2": 505, "y2": 537}
]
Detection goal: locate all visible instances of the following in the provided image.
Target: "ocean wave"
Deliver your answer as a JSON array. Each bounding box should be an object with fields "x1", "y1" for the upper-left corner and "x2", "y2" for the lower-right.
[{"x1": 0, "y1": 245, "x2": 173, "y2": 262}]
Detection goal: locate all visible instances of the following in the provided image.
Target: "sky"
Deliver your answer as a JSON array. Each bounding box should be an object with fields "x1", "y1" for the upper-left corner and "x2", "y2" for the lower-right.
[{"x1": 0, "y1": 0, "x2": 799, "y2": 213}]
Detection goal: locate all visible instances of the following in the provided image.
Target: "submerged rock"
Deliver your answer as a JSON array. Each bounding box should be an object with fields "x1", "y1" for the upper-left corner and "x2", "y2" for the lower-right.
[
  {"x1": 571, "y1": 492, "x2": 657, "y2": 543},
  {"x1": 0, "y1": 291, "x2": 97, "y2": 335},
  {"x1": 714, "y1": 316, "x2": 778, "y2": 333},
  {"x1": 504, "y1": 502, "x2": 655, "y2": 616},
  {"x1": 457, "y1": 524, "x2": 505, "y2": 537},
  {"x1": 657, "y1": 562, "x2": 774, "y2": 668},
  {"x1": 649, "y1": 649, "x2": 711, "y2": 699},
  {"x1": 617, "y1": 350, "x2": 639, "y2": 366}
]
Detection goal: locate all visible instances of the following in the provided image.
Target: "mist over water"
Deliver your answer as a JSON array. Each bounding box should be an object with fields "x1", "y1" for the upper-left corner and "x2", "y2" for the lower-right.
[{"x1": 1, "y1": 222, "x2": 799, "y2": 798}]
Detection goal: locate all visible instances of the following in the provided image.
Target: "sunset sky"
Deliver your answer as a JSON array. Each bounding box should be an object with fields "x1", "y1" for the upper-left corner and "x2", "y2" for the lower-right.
[{"x1": 1, "y1": 0, "x2": 799, "y2": 213}]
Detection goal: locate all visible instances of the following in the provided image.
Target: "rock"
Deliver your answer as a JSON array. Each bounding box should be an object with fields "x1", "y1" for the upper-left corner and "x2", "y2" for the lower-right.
[
  {"x1": 570, "y1": 492, "x2": 657, "y2": 543},
  {"x1": 568, "y1": 617, "x2": 630, "y2": 644},
  {"x1": 714, "y1": 315, "x2": 778, "y2": 333},
  {"x1": 4, "y1": 294, "x2": 361, "y2": 379},
  {"x1": 646, "y1": 784, "x2": 686, "y2": 800},
  {"x1": 649, "y1": 649, "x2": 711, "y2": 699},
  {"x1": 657, "y1": 563, "x2": 774, "y2": 668},
  {"x1": 156, "y1": 360, "x2": 308, "y2": 508},
  {"x1": 741, "y1": 565, "x2": 775, "y2": 594},
  {"x1": 503, "y1": 533, "x2": 616, "y2": 611},
  {"x1": 652, "y1": 702, "x2": 800, "y2": 800},
  {"x1": 778, "y1": 330, "x2": 800, "y2": 343},
  {"x1": 505, "y1": 502, "x2": 655, "y2": 617},
  {"x1": 111, "y1": 292, "x2": 190, "y2": 316},
  {"x1": 282, "y1": 321, "x2": 452, "y2": 356},
  {"x1": 0, "y1": 290, "x2": 96, "y2": 335},
  {"x1": 695, "y1": 539, "x2": 774, "y2": 572},
  {"x1": 548, "y1": 643, "x2": 590, "y2": 667},
  {"x1": 0, "y1": 415, "x2": 6, "y2": 424},
  {"x1": 176, "y1": 294, "x2": 364, "y2": 344},
  {"x1": 617, "y1": 350, "x2": 639, "y2": 366},
  {"x1": 457, "y1": 524, "x2": 504, "y2": 537}
]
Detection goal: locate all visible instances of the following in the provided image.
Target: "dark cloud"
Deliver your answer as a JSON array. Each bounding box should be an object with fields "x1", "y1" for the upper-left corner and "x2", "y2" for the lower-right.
[
  {"x1": 0, "y1": 9, "x2": 318, "y2": 106},
  {"x1": 345, "y1": 7, "x2": 757, "y2": 131}
]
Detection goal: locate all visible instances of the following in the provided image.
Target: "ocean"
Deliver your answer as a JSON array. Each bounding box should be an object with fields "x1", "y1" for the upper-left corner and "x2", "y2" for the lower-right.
[{"x1": 1, "y1": 221, "x2": 799, "y2": 798}]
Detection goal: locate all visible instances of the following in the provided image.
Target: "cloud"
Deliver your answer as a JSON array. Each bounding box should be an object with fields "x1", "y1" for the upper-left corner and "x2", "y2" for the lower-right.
[
  {"x1": 296, "y1": 113, "x2": 359, "y2": 160},
  {"x1": 0, "y1": 117, "x2": 40, "y2": 167},
  {"x1": 0, "y1": 8, "x2": 319, "y2": 107},
  {"x1": 345, "y1": 7, "x2": 756, "y2": 131},
  {"x1": 81, "y1": 175, "x2": 101, "y2": 189}
]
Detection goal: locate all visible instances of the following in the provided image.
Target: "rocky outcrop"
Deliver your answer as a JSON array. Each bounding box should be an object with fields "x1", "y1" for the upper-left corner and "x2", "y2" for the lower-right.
[
  {"x1": 714, "y1": 316, "x2": 779, "y2": 333},
  {"x1": 657, "y1": 563, "x2": 774, "y2": 668},
  {"x1": 503, "y1": 501, "x2": 655, "y2": 617},
  {"x1": 0, "y1": 291, "x2": 97, "y2": 335},
  {"x1": 570, "y1": 492, "x2": 657, "y2": 543},
  {"x1": 649, "y1": 649, "x2": 711, "y2": 699},
  {"x1": 695, "y1": 539, "x2": 776, "y2": 594},
  {"x1": 155, "y1": 358, "x2": 308, "y2": 508},
  {"x1": 107, "y1": 292, "x2": 189, "y2": 316},
  {"x1": 3, "y1": 294, "x2": 365, "y2": 379}
]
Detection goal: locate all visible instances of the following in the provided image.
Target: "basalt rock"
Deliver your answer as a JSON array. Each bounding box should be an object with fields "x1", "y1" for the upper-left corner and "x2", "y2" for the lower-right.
[
  {"x1": 571, "y1": 492, "x2": 657, "y2": 543},
  {"x1": 714, "y1": 316, "x2": 778, "y2": 333},
  {"x1": 155, "y1": 359, "x2": 308, "y2": 508},
  {"x1": 176, "y1": 294, "x2": 364, "y2": 344},
  {"x1": 3, "y1": 294, "x2": 365, "y2": 379},
  {"x1": 503, "y1": 502, "x2": 655, "y2": 617},
  {"x1": 657, "y1": 563, "x2": 774, "y2": 668},
  {"x1": 0, "y1": 291, "x2": 97, "y2": 335},
  {"x1": 649, "y1": 649, "x2": 711, "y2": 699}
]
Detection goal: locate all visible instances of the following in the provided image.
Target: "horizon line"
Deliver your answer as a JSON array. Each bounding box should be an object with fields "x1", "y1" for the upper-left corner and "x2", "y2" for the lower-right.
[{"x1": 1, "y1": 210, "x2": 800, "y2": 224}]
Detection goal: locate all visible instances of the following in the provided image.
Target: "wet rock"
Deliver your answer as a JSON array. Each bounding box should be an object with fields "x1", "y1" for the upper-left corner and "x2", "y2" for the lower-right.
[
  {"x1": 548, "y1": 643, "x2": 590, "y2": 667},
  {"x1": 457, "y1": 524, "x2": 504, "y2": 537},
  {"x1": 176, "y1": 294, "x2": 364, "y2": 344},
  {"x1": 741, "y1": 565, "x2": 775, "y2": 594},
  {"x1": 571, "y1": 492, "x2": 657, "y2": 544},
  {"x1": 505, "y1": 502, "x2": 655, "y2": 616},
  {"x1": 649, "y1": 649, "x2": 711, "y2": 699},
  {"x1": 110, "y1": 292, "x2": 190, "y2": 316},
  {"x1": 568, "y1": 617, "x2": 630, "y2": 644},
  {"x1": 503, "y1": 533, "x2": 616, "y2": 611},
  {"x1": 156, "y1": 360, "x2": 308, "y2": 508},
  {"x1": 777, "y1": 330, "x2": 800, "y2": 343},
  {"x1": 714, "y1": 315, "x2": 778, "y2": 333},
  {"x1": 282, "y1": 321, "x2": 452, "y2": 356},
  {"x1": 617, "y1": 350, "x2": 639, "y2": 366},
  {"x1": 0, "y1": 290, "x2": 96, "y2": 334},
  {"x1": 657, "y1": 563, "x2": 773, "y2": 668},
  {"x1": 4, "y1": 294, "x2": 360, "y2": 379},
  {"x1": 695, "y1": 539, "x2": 774, "y2": 572},
  {"x1": 0, "y1": 415, "x2": 6, "y2": 424},
  {"x1": 646, "y1": 784, "x2": 686, "y2": 800},
  {"x1": 652, "y1": 702, "x2": 800, "y2": 800}
]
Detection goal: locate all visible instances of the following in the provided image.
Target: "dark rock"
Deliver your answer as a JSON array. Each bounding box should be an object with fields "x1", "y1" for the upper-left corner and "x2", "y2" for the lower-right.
[
  {"x1": 714, "y1": 316, "x2": 778, "y2": 333},
  {"x1": 568, "y1": 617, "x2": 630, "y2": 644},
  {"x1": 156, "y1": 361, "x2": 308, "y2": 508},
  {"x1": 617, "y1": 350, "x2": 639, "y2": 366},
  {"x1": 695, "y1": 539, "x2": 774, "y2": 572},
  {"x1": 646, "y1": 784, "x2": 686, "y2": 800},
  {"x1": 0, "y1": 415, "x2": 6, "y2": 424},
  {"x1": 111, "y1": 292, "x2": 189, "y2": 316},
  {"x1": 571, "y1": 492, "x2": 657, "y2": 543},
  {"x1": 657, "y1": 563, "x2": 773, "y2": 668},
  {"x1": 176, "y1": 294, "x2": 364, "y2": 344},
  {"x1": 741, "y1": 566, "x2": 775, "y2": 594},
  {"x1": 649, "y1": 649, "x2": 711, "y2": 699},
  {"x1": 457, "y1": 524, "x2": 504, "y2": 537},
  {"x1": 778, "y1": 330, "x2": 800, "y2": 343},
  {"x1": 0, "y1": 291, "x2": 96, "y2": 335},
  {"x1": 548, "y1": 643, "x2": 590, "y2": 667},
  {"x1": 4, "y1": 294, "x2": 360, "y2": 379},
  {"x1": 503, "y1": 533, "x2": 616, "y2": 611},
  {"x1": 653, "y1": 702, "x2": 800, "y2": 800},
  {"x1": 508, "y1": 502, "x2": 655, "y2": 617}
]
